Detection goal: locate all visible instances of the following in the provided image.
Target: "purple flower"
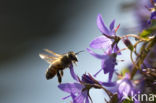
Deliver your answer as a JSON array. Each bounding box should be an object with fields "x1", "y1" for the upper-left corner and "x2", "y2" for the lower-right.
[
  {"x1": 69, "y1": 64, "x2": 79, "y2": 81},
  {"x1": 147, "y1": 4, "x2": 156, "y2": 24},
  {"x1": 81, "y1": 74, "x2": 97, "y2": 84},
  {"x1": 97, "y1": 14, "x2": 118, "y2": 36},
  {"x1": 137, "y1": 0, "x2": 156, "y2": 25},
  {"x1": 90, "y1": 14, "x2": 120, "y2": 50},
  {"x1": 134, "y1": 0, "x2": 156, "y2": 30},
  {"x1": 58, "y1": 74, "x2": 98, "y2": 103},
  {"x1": 116, "y1": 73, "x2": 140, "y2": 102},
  {"x1": 150, "y1": 11, "x2": 156, "y2": 20},
  {"x1": 89, "y1": 36, "x2": 112, "y2": 49},
  {"x1": 58, "y1": 73, "x2": 115, "y2": 103},
  {"x1": 87, "y1": 48, "x2": 117, "y2": 82},
  {"x1": 86, "y1": 14, "x2": 121, "y2": 82},
  {"x1": 117, "y1": 74, "x2": 133, "y2": 98},
  {"x1": 58, "y1": 83, "x2": 89, "y2": 103},
  {"x1": 134, "y1": 2, "x2": 149, "y2": 30}
]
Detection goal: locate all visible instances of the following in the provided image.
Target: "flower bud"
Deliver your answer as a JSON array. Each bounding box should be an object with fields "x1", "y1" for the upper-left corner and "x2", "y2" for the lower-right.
[{"x1": 123, "y1": 38, "x2": 134, "y2": 51}]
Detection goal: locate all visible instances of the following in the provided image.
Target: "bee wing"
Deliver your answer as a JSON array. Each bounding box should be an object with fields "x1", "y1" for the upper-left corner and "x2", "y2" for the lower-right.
[
  {"x1": 39, "y1": 53, "x2": 57, "y2": 64},
  {"x1": 44, "y1": 49, "x2": 61, "y2": 57}
]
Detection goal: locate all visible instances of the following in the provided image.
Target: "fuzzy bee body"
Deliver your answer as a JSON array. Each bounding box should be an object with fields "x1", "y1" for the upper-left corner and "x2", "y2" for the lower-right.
[
  {"x1": 39, "y1": 49, "x2": 78, "y2": 83},
  {"x1": 46, "y1": 55, "x2": 71, "y2": 79}
]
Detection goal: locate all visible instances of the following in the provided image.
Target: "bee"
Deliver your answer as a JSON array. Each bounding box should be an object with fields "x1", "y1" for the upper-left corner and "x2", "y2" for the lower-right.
[{"x1": 39, "y1": 49, "x2": 83, "y2": 83}]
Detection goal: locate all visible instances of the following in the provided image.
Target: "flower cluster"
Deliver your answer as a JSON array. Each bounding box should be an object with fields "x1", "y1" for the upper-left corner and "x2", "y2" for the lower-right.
[{"x1": 42, "y1": 0, "x2": 156, "y2": 103}]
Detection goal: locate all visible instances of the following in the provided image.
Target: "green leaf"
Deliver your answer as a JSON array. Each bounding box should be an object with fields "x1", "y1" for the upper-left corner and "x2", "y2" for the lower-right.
[
  {"x1": 122, "y1": 98, "x2": 134, "y2": 103},
  {"x1": 139, "y1": 29, "x2": 152, "y2": 38},
  {"x1": 139, "y1": 24, "x2": 156, "y2": 39}
]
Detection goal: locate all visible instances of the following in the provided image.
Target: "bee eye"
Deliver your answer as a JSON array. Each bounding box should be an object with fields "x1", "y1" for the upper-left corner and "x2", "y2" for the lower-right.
[{"x1": 69, "y1": 54, "x2": 78, "y2": 61}]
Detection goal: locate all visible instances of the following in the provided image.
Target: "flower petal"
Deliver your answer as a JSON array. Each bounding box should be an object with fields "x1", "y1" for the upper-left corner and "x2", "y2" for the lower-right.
[
  {"x1": 109, "y1": 19, "x2": 115, "y2": 30},
  {"x1": 108, "y1": 70, "x2": 114, "y2": 82},
  {"x1": 71, "y1": 93, "x2": 76, "y2": 100},
  {"x1": 118, "y1": 81, "x2": 131, "y2": 96},
  {"x1": 151, "y1": 11, "x2": 156, "y2": 20},
  {"x1": 62, "y1": 95, "x2": 71, "y2": 100},
  {"x1": 94, "y1": 68, "x2": 103, "y2": 77},
  {"x1": 101, "y1": 59, "x2": 109, "y2": 74},
  {"x1": 99, "y1": 81, "x2": 116, "y2": 87},
  {"x1": 85, "y1": 96, "x2": 89, "y2": 103},
  {"x1": 101, "y1": 54, "x2": 116, "y2": 75},
  {"x1": 70, "y1": 64, "x2": 78, "y2": 81},
  {"x1": 73, "y1": 94, "x2": 85, "y2": 103},
  {"x1": 105, "y1": 46, "x2": 113, "y2": 54},
  {"x1": 86, "y1": 48, "x2": 106, "y2": 59},
  {"x1": 113, "y1": 44, "x2": 121, "y2": 55},
  {"x1": 82, "y1": 74, "x2": 95, "y2": 84},
  {"x1": 58, "y1": 83, "x2": 83, "y2": 94},
  {"x1": 97, "y1": 14, "x2": 110, "y2": 35},
  {"x1": 89, "y1": 36, "x2": 112, "y2": 49}
]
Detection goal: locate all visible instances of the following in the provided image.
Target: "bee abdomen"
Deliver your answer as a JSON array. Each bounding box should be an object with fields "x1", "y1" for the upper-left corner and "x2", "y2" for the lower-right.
[{"x1": 46, "y1": 66, "x2": 57, "y2": 80}]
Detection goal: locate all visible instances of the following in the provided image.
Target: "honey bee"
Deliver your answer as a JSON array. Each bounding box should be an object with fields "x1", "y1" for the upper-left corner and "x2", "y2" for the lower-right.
[{"x1": 39, "y1": 49, "x2": 83, "y2": 83}]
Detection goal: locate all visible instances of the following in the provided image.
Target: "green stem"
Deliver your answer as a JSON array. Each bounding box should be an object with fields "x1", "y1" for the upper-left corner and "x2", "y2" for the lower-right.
[
  {"x1": 121, "y1": 34, "x2": 148, "y2": 41},
  {"x1": 130, "y1": 50, "x2": 138, "y2": 69},
  {"x1": 130, "y1": 36, "x2": 156, "y2": 79}
]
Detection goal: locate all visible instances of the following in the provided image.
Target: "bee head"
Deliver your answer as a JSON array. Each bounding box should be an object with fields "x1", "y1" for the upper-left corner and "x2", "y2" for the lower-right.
[{"x1": 68, "y1": 51, "x2": 78, "y2": 62}]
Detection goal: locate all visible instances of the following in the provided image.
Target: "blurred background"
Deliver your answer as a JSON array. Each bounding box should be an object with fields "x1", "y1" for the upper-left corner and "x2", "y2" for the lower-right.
[{"x1": 0, "y1": 0, "x2": 137, "y2": 103}]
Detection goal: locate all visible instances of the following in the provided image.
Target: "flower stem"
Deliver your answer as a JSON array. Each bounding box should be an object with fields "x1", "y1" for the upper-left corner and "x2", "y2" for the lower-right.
[
  {"x1": 130, "y1": 36, "x2": 156, "y2": 79},
  {"x1": 133, "y1": 40, "x2": 144, "y2": 56},
  {"x1": 130, "y1": 50, "x2": 138, "y2": 70},
  {"x1": 121, "y1": 34, "x2": 148, "y2": 41},
  {"x1": 101, "y1": 86, "x2": 113, "y2": 98}
]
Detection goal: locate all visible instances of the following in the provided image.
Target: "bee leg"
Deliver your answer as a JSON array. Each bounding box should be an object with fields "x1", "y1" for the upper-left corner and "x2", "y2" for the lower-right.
[
  {"x1": 60, "y1": 70, "x2": 64, "y2": 77},
  {"x1": 57, "y1": 71, "x2": 62, "y2": 84}
]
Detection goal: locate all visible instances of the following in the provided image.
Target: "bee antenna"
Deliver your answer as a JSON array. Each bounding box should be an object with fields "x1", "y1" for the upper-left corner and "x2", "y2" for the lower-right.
[{"x1": 75, "y1": 50, "x2": 85, "y2": 55}]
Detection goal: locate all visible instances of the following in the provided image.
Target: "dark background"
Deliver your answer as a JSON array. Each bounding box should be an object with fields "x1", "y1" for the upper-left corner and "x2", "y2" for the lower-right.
[
  {"x1": 0, "y1": 0, "x2": 136, "y2": 103},
  {"x1": 0, "y1": 0, "x2": 98, "y2": 62}
]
